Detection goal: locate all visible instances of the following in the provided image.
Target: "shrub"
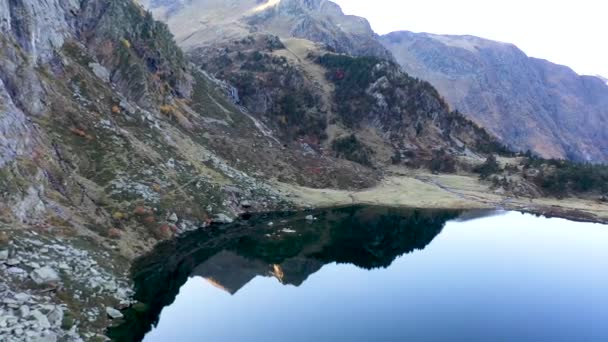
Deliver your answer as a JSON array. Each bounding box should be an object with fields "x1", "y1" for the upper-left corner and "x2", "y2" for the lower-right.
[
  {"x1": 121, "y1": 38, "x2": 131, "y2": 49},
  {"x1": 474, "y1": 155, "x2": 501, "y2": 179},
  {"x1": 160, "y1": 104, "x2": 174, "y2": 116},
  {"x1": 429, "y1": 149, "x2": 457, "y2": 173},
  {"x1": 332, "y1": 134, "x2": 374, "y2": 167}
]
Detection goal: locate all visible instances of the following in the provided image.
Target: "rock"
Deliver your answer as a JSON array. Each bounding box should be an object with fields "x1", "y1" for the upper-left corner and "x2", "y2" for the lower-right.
[
  {"x1": 19, "y1": 305, "x2": 30, "y2": 318},
  {"x1": 106, "y1": 307, "x2": 123, "y2": 319},
  {"x1": 0, "y1": 250, "x2": 8, "y2": 261},
  {"x1": 27, "y1": 262, "x2": 41, "y2": 269},
  {"x1": 240, "y1": 200, "x2": 252, "y2": 208},
  {"x1": 30, "y1": 310, "x2": 51, "y2": 329},
  {"x1": 7, "y1": 267, "x2": 26, "y2": 275},
  {"x1": 212, "y1": 214, "x2": 233, "y2": 224},
  {"x1": 119, "y1": 99, "x2": 137, "y2": 116},
  {"x1": 14, "y1": 293, "x2": 30, "y2": 303},
  {"x1": 305, "y1": 215, "x2": 316, "y2": 221},
  {"x1": 88, "y1": 63, "x2": 110, "y2": 83},
  {"x1": 5, "y1": 258, "x2": 20, "y2": 266},
  {"x1": 30, "y1": 267, "x2": 60, "y2": 285},
  {"x1": 31, "y1": 332, "x2": 57, "y2": 342},
  {"x1": 168, "y1": 213, "x2": 179, "y2": 223},
  {"x1": 46, "y1": 307, "x2": 63, "y2": 326}
]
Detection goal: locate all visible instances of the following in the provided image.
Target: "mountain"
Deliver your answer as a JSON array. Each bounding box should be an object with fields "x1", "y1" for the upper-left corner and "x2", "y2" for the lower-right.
[
  {"x1": 141, "y1": 0, "x2": 507, "y2": 169},
  {"x1": 597, "y1": 75, "x2": 608, "y2": 86},
  {"x1": 140, "y1": 0, "x2": 393, "y2": 59},
  {"x1": 1, "y1": 1, "x2": 608, "y2": 340},
  {"x1": 381, "y1": 31, "x2": 608, "y2": 162},
  {"x1": 0, "y1": 0, "x2": 513, "y2": 280}
]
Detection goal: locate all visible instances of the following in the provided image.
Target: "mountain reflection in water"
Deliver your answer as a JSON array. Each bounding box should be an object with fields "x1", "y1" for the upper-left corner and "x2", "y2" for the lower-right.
[{"x1": 108, "y1": 206, "x2": 463, "y2": 341}]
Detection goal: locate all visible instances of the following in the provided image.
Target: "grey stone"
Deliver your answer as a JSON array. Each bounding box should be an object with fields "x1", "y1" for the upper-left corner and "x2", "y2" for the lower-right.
[
  {"x1": 29, "y1": 267, "x2": 60, "y2": 285},
  {"x1": 7, "y1": 267, "x2": 26, "y2": 275},
  {"x1": 119, "y1": 99, "x2": 137, "y2": 115},
  {"x1": 106, "y1": 307, "x2": 123, "y2": 319},
  {"x1": 240, "y1": 200, "x2": 252, "y2": 208},
  {"x1": 88, "y1": 63, "x2": 110, "y2": 83},
  {"x1": 46, "y1": 307, "x2": 63, "y2": 327},
  {"x1": 212, "y1": 214, "x2": 233, "y2": 224},
  {"x1": 30, "y1": 310, "x2": 50, "y2": 329},
  {"x1": 305, "y1": 215, "x2": 315, "y2": 221},
  {"x1": 14, "y1": 293, "x2": 30, "y2": 303},
  {"x1": 27, "y1": 262, "x2": 41, "y2": 269},
  {"x1": 19, "y1": 305, "x2": 30, "y2": 318},
  {"x1": 168, "y1": 213, "x2": 179, "y2": 223},
  {"x1": 0, "y1": 250, "x2": 8, "y2": 261},
  {"x1": 5, "y1": 258, "x2": 20, "y2": 266},
  {"x1": 32, "y1": 331, "x2": 57, "y2": 342}
]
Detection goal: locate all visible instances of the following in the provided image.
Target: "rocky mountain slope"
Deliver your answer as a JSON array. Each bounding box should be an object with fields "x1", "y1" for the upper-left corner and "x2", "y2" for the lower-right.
[
  {"x1": 140, "y1": 0, "x2": 393, "y2": 59},
  {"x1": 144, "y1": 0, "x2": 608, "y2": 163},
  {"x1": 381, "y1": 31, "x2": 608, "y2": 162},
  {"x1": 1, "y1": 0, "x2": 607, "y2": 340},
  {"x1": 0, "y1": 0, "x2": 502, "y2": 273}
]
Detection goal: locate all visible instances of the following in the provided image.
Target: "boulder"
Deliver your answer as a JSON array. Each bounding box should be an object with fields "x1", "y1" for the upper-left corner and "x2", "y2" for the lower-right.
[
  {"x1": 212, "y1": 214, "x2": 234, "y2": 224},
  {"x1": 88, "y1": 63, "x2": 110, "y2": 83},
  {"x1": 106, "y1": 307, "x2": 123, "y2": 319},
  {"x1": 6, "y1": 258, "x2": 20, "y2": 266},
  {"x1": 30, "y1": 310, "x2": 50, "y2": 329},
  {"x1": 29, "y1": 267, "x2": 60, "y2": 285},
  {"x1": 168, "y1": 213, "x2": 179, "y2": 223}
]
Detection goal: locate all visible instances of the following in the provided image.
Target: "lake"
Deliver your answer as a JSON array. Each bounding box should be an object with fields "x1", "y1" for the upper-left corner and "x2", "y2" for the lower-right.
[{"x1": 109, "y1": 207, "x2": 608, "y2": 341}]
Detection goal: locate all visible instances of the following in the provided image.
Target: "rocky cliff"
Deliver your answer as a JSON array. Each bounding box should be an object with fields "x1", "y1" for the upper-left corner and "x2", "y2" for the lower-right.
[{"x1": 381, "y1": 31, "x2": 608, "y2": 162}]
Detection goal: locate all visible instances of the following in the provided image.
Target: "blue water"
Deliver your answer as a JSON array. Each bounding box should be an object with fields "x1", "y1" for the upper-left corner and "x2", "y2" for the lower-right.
[{"x1": 143, "y1": 211, "x2": 608, "y2": 341}]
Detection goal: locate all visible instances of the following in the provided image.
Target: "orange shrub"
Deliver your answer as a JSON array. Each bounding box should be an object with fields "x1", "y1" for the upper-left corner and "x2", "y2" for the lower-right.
[
  {"x1": 160, "y1": 105, "x2": 174, "y2": 116},
  {"x1": 107, "y1": 228, "x2": 122, "y2": 240},
  {"x1": 133, "y1": 206, "x2": 147, "y2": 216},
  {"x1": 143, "y1": 216, "x2": 156, "y2": 225},
  {"x1": 70, "y1": 127, "x2": 87, "y2": 137},
  {"x1": 156, "y1": 224, "x2": 173, "y2": 240}
]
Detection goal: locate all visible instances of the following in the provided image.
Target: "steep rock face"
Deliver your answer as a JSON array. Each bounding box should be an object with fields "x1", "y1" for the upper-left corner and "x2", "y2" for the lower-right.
[
  {"x1": 381, "y1": 31, "x2": 608, "y2": 162},
  {"x1": 0, "y1": 0, "x2": 378, "y2": 231},
  {"x1": 141, "y1": 0, "x2": 393, "y2": 59},
  {"x1": 0, "y1": 78, "x2": 32, "y2": 168},
  {"x1": 0, "y1": 0, "x2": 79, "y2": 62}
]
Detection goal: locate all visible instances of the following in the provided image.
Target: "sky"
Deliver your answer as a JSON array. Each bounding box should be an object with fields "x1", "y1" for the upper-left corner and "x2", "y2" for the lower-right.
[{"x1": 332, "y1": 0, "x2": 608, "y2": 77}]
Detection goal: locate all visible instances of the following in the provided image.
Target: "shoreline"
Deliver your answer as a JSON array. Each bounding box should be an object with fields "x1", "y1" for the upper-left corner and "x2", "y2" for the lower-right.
[{"x1": 1, "y1": 171, "x2": 606, "y2": 340}]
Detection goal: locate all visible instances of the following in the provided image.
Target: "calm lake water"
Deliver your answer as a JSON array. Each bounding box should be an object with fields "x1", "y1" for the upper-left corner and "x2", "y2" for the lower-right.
[{"x1": 110, "y1": 207, "x2": 608, "y2": 342}]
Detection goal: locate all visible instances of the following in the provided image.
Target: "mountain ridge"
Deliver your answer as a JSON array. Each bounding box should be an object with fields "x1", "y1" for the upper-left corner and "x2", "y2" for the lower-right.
[{"x1": 381, "y1": 30, "x2": 608, "y2": 162}]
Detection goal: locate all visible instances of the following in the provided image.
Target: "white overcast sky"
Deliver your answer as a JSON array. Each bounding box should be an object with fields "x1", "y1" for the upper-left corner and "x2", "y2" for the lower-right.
[{"x1": 332, "y1": 0, "x2": 608, "y2": 77}]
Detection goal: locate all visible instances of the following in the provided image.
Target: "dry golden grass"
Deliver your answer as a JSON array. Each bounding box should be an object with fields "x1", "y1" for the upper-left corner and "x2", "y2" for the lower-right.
[{"x1": 276, "y1": 168, "x2": 608, "y2": 222}]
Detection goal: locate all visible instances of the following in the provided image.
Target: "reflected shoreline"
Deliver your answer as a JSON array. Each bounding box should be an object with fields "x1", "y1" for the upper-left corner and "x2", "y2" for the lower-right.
[{"x1": 108, "y1": 206, "x2": 465, "y2": 341}]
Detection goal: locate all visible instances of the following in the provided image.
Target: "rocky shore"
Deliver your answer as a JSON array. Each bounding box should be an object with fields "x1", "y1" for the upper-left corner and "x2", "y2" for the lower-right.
[{"x1": 0, "y1": 228, "x2": 133, "y2": 341}]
